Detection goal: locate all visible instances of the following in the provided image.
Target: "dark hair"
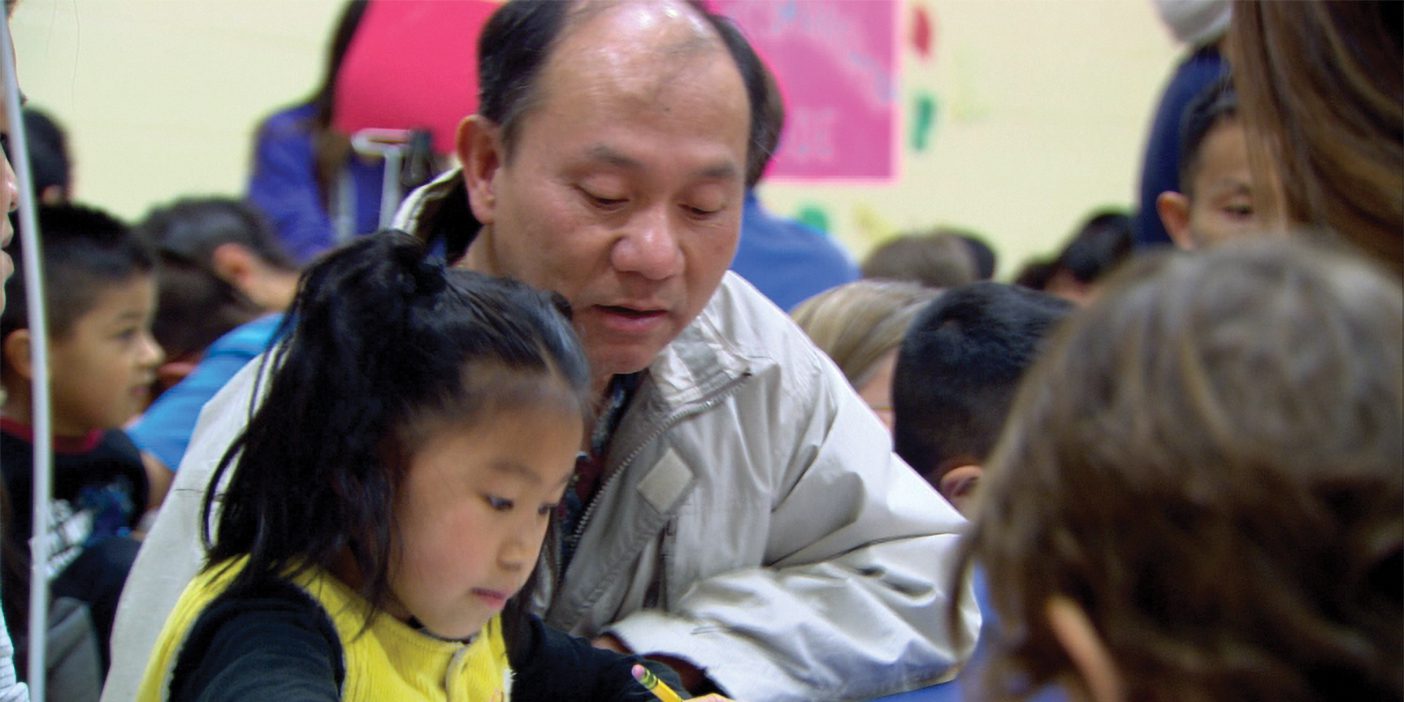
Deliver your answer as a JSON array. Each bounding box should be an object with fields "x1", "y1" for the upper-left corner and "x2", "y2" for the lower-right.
[
  {"x1": 892, "y1": 282, "x2": 1071, "y2": 482},
  {"x1": 1012, "y1": 258, "x2": 1056, "y2": 291},
  {"x1": 476, "y1": 0, "x2": 769, "y2": 187},
  {"x1": 1177, "y1": 74, "x2": 1238, "y2": 198},
  {"x1": 1052, "y1": 210, "x2": 1133, "y2": 284},
  {"x1": 136, "y1": 197, "x2": 296, "y2": 361},
  {"x1": 0, "y1": 107, "x2": 71, "y2": 198},
  {"x1": 958, "y1": 237, "x2": 1403, "y2": 700},
  {"x1": 1, "y1": 204, "x2": 152, "y2": 341},
  {"x1": 861, "y1": 230, "x2": 980, "y2": 289},
  {"x1": 202, "y1": 231, "x2": 591, "y2": 632},
  {"x1": 958, "y1": 234, "x2": 998, "y2": 280}
]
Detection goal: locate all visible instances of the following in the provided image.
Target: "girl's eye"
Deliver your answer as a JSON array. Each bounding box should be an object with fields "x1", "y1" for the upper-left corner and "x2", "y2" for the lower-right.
[
  {"x1": 485, "y1": 495, "x2": 514, "y2": 512},
  {"x1": 537, "y1": 503, "x2": 558, "y2": 517}
]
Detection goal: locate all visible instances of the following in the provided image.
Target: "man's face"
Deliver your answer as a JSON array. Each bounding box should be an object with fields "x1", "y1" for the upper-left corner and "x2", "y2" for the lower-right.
[
  {"x1": 1182, "y1": 119, "x2": 1259, "y2": 247},
  {"x1": 461, "y1": 2, "x2": 750, "y2": 386}
]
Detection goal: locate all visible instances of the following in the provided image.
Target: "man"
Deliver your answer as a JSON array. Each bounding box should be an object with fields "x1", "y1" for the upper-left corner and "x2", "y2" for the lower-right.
[{"x1": 105, "y1": 3, "x2": 977, "y2": 700}]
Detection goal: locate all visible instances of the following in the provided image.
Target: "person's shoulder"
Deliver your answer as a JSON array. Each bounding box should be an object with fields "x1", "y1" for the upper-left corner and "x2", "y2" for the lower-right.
[
  {"x1": 684, "y1": 274, "x2": 832, "y2": 382},
  {"x1": 256, "y1": 103, "x2": 319, "y2": 140}
]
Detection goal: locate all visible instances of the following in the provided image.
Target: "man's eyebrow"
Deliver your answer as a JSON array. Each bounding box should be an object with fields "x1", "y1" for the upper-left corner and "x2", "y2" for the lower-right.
[
  {"x1": 585, "y1": 144, "x2": 641, "y2": 170},
  {"x1": 584, "y1": 144, "x2": 740, "y2": 181}
]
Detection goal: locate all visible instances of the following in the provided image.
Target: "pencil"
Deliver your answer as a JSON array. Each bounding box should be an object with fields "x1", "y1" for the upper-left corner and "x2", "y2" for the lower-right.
[{"x1": 631, "y1": 663, "x2": 685, "y2": 702}]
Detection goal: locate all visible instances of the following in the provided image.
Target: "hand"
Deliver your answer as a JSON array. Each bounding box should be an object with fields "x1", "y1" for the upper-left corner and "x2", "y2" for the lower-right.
[{"x1": 590, "y1": 635, "x2": 707, "y2": 692}]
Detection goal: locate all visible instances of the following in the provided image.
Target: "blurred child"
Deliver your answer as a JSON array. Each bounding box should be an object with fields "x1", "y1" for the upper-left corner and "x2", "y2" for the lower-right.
[
  {"x1": 128, "y1": 197, "x2": 299, "y2": 484},
  {"x1": 860, "y1": 229, "x2": 979, "y2": 290},
  {"x1": 791, "y1": 280, "x2": 938, "y2": 430},
  {"x1": 892, "y1": 282, "x2": 1072, "y2": 515},
  {"x1": 957, "y1": 238, "x2": 1402, "y2": 700},
  {"x1": 1, "y1": 204, "x2": 163, "y2": 679},
  {"x1": 1154, "y1": 76, "x2": 1259, "y2": 249},
  {"x1": 136, "y1": 233, "x2": 697, "y2": 701},
  {"x1": 1042, "y1": 210, "x2": 1133, "y2": 306},
  {"x1": 134, "y1": 196, "x2": 297, "y2": 393}
]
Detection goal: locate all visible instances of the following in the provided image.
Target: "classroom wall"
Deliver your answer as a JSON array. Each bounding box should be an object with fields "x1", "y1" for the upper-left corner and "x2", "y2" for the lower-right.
[{"x1": 11, "y1": 0, "x2": 1181, "y2": 278}]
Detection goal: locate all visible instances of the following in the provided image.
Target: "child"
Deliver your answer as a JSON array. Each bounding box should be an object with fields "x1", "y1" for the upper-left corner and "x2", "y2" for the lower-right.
[
  {"x1": 891, "y1": 282, "x2": 1072, "y2": 515},
  {"x1": 957, "y1": 238, "x2": 1402, "y2": 700},
  {"x1": 1, "y1": 204, "x2": 163, "y2": 679},
  {"x1": 137, "y1": 232, "x2": 699, "y2": 701},
  {"x1": 1154, "y1": 75, "x2": 1260, "y2": 250},
  {"x1": 790, "y1": 280, "x2": 938, "y2": 431}
]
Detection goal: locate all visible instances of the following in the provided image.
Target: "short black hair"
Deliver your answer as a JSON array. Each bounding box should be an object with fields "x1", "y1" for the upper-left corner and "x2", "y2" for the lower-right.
[
  {"x1": 1177, "y1": 74, "x2": 1239, "y2": 198},
  {"x1": 2, "y1": 203, "x2": 153, "y2": 341},
  {"x1": 1054, "y1": 210, "x2": 1134, "y2": 284},
  {"x1": 892, "y1": 282, "x2": 1072, "y2": 482},
  {"x1": 3, "y1": 108, "x2": 70, "y2": 197}
]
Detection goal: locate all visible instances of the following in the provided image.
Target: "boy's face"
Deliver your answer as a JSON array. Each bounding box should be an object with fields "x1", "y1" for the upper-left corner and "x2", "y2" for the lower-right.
[
  {"x1": 48, "y1": 274, "x2": 163, "y2": 436},
  {"x1": 1158, "y1": 118, "x2": 1259, "y2": 249}
]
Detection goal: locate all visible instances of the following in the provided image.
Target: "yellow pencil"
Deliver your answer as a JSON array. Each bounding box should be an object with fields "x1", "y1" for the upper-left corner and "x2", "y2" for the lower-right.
[{"x1": 631, "y1": 663, "x2": 685, "y2": 702}]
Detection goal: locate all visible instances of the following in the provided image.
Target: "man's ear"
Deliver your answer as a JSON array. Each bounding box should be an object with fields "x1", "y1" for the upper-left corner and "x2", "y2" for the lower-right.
[
  {"x1": 458, "y1": 115, "x2": 502, "y2": 227},
  {"x1": 1046, "y1": 596, "x2": 1124, "y2": 702},
  {"x1": 1156, "y1": 191, "x2": 1195, "y2": 250},
  {"x1": 2, "y1": 329, "x2": 34, "y2": 381}
]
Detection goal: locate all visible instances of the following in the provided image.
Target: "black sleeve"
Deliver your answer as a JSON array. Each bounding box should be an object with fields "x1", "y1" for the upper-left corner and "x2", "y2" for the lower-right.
[
  {"x1": 507, "y1": 614, "x2": 688, "y2": 702},
  {"x1": 166, "y1": 578, "x2": 344, "y2": 702}
]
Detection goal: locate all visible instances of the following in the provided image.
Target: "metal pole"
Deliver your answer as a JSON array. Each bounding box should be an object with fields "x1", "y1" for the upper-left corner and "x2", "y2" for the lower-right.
[{"x1": 2, "y1": 11, "x2": 53, "y2": 700}]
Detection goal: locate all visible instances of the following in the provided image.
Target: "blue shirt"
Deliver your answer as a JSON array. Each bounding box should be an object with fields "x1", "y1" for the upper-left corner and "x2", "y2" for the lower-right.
[
  {"x1": 130, "y1": 314, "x2": 284, "y2": 472},
  {"x1": 730, "y1": 191, "x2": 859, "y2": 312}
]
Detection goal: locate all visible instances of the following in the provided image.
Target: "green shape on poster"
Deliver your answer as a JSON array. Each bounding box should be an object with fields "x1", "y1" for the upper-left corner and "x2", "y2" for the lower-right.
[
  {"x1": 912, "y1": 93, "x2": 938, "y2": 151},
  {"x1": 796, "y1": 205, "x2": 831, "y2": 234}
]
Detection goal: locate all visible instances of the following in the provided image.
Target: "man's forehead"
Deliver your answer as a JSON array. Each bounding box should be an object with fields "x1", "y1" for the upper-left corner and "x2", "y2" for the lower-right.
[{"x1": 551, "y1": 0, "x2": 722, "y2": 63}]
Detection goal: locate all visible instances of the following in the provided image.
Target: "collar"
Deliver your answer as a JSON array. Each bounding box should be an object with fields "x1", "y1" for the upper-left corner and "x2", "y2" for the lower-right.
[{"x1": 0, "y1": 417, "x2": 104, "y2": 454}]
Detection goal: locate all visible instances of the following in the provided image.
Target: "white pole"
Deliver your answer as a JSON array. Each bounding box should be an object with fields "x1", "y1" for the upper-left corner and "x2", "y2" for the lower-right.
[{"x1": 2, "y1": 11, "x2": 53, "y2": 700}]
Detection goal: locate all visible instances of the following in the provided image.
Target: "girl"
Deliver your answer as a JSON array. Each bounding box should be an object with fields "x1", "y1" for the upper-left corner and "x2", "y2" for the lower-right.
[
  {"x1": 957, "y1": 238, "x2": 1402, "y2": 701},
  {"x1": 137, "y1": 232, "x2": 692, "y2": 701}
]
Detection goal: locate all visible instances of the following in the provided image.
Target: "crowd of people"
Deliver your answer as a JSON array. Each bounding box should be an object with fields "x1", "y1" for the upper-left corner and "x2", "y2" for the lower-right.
[{"x1": 0, "y1": 0, "x2": 1399, "y2": 701}]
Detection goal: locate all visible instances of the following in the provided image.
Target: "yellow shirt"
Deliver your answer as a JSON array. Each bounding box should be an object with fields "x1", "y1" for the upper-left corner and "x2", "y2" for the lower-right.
[{"x1": 138, "y1": 557, "x2": 512, "y2": 701}]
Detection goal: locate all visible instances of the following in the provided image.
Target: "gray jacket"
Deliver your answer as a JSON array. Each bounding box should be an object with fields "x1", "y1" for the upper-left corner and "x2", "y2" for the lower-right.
[{"x1": 104, "y1": 172, "x2": 979, "y2": 702}]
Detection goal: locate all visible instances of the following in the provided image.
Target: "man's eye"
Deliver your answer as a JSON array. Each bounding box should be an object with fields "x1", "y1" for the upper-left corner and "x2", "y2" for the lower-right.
[{"x1": 485, "y1": 495, "x2": 514, "y2": 512}]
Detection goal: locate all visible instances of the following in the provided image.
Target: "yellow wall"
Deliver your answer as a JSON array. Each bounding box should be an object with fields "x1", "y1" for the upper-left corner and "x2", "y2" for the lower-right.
[{"x1": 12, "y1": 0, "x2": 1180, "y2": 278}]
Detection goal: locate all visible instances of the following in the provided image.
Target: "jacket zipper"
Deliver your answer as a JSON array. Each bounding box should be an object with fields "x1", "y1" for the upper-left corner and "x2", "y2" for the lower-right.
[{"x1": 558, "y1": 375, "x2": 749, "y2": 588}]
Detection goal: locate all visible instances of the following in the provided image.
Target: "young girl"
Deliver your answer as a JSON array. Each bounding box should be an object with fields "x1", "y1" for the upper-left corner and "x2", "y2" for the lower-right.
[
  {"x1": 136, "y1": 232, "x2": 692, "y2": 701},
  {"x1": 957, "y1": 237, "x2": 1402, "y2": 701}
]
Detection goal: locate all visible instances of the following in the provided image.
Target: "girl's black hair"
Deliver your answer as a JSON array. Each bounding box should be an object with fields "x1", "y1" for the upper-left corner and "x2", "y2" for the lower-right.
[{"x1": 201, "y1": 230, "x2": 591, "y2": 632}]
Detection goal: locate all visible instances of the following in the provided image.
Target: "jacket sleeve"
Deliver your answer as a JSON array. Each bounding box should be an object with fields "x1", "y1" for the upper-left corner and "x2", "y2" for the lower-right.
[
  {"x1": 508, "y1": 614, "x2": 687, "y2": 701},
  {"x1": 246, "y1": 109, "x2": 336, "y2": 265},
  {"x1": 607, "y1": 352, "x2": 980, "y2": 701}
]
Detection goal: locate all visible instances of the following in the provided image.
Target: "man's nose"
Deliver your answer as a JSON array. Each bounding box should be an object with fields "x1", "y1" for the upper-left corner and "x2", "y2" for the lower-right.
[{"x1": 611, "y1": 206, "x2": 684, "y2": 281}]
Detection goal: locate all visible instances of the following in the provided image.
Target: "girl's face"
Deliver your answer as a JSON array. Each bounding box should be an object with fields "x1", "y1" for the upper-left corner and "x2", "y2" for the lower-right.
[{"x1": 388, "y1": 403, "x2": 582, "y2": 641}]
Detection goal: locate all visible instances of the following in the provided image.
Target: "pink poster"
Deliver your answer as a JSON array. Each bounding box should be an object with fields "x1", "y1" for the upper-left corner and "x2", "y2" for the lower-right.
[{"x1": 714, "y1": 0, "x2": 899, "y2": 181}]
